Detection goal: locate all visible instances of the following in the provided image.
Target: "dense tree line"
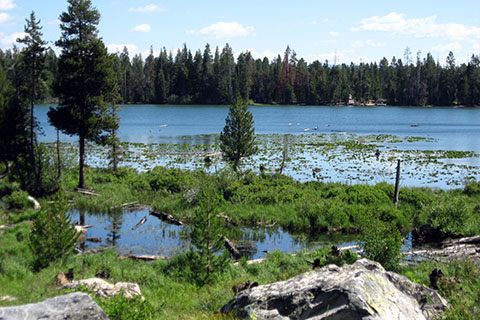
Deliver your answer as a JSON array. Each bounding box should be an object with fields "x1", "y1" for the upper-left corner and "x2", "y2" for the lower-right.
[{"x1": 1, "y1": 44, "x2": 480, "y2": 106}]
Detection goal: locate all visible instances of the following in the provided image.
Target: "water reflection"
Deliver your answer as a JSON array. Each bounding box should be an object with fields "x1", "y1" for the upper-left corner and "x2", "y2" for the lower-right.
[{"x1": 70, "y1": 209, "x2": 356, "y2": 259}]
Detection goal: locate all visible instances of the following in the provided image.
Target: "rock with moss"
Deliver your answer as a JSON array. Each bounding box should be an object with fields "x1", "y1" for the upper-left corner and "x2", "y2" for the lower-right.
[
  {"x1": 0, "y1": 292, "x2": 108, "y2": 319},
  {"x1": 221, "y1": 259, "x2": 448, "y2": 320}
]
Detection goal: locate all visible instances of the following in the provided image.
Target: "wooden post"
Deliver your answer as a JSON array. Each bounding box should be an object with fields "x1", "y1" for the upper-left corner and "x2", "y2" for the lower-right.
[{"x1": 394, "y1": 159, "x2": 401, "y2": 207}]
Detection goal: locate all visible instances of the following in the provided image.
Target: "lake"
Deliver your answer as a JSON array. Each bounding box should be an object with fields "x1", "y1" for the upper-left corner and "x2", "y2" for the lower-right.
[{"x1": 35, "y1": 104, "x2": 480, "y2": 188}]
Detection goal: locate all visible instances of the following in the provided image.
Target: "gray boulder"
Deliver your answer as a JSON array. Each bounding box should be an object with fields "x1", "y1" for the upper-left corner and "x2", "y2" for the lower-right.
[
  {"x1": 221, "y1": 259, "x2": 448, "y2": 320},
  {"x1": 0, "y1": 292, "x2": 108, "y2": 320}
]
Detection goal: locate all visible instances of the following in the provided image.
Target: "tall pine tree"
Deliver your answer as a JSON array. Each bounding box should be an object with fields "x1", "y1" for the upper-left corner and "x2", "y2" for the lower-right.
[
  {"x1": 16, "y1": 11, "x2": 47, "y2": 192},
  {"x1": 48, "y1": 0, "x2": 117, "y2": 189}
]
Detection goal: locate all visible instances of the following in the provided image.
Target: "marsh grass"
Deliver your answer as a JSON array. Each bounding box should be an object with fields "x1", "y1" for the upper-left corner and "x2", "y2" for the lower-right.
[{"x1": 400, "y1": 259, "x2": 480, "y2": 319}]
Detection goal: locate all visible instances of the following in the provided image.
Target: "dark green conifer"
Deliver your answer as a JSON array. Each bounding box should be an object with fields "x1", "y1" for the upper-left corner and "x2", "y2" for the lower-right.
[
  {"x1": 220, "y1": 96, "x2": 257, "y2": 171},
  {"x1": 48, "y1": 0, "x2": 117, "y2": 188}
]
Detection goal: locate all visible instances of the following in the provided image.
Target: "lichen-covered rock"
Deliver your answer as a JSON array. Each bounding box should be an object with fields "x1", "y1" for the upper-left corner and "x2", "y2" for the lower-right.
[
  {"x1": 221, "y1": 259, "x2": 448, "y2": 320},
  {"x1": 63, "y1": 278, "x2": 143, "y2": 299},
  {"x1": 0, "y1": 292, "x2": 108, "y2": 320}
]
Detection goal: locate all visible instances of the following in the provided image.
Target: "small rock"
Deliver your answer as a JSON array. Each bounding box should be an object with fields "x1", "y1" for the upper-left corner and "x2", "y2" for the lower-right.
[
  {"x1": 0, "y1": 296, "x2": 16, "y2": 302},
  {"x1": 0, "y1": 292, "x2": 108, "y2": 319},
  {"x1": 63, "y1": 278, "x2": 143, "y2": 299}
]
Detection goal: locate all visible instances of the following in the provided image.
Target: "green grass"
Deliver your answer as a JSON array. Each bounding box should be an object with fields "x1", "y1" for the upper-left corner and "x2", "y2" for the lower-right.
[
  {"x1": 400, "y1": 259, "x2": 480, "y2": 319},
  {"x1": 0, "y1": 219, "x2": 353, "y2": 319},
  {"x1": 2, "y1": 160, "x2": 480, "y2": 318}
]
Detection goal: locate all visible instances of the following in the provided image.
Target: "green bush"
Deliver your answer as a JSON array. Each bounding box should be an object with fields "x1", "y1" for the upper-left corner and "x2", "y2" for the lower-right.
[
  {"x1": 97, "y1": 294, "x2": 153, "y2": 320},
  {"x1": 147, "y1": 167, "x2": 185, "y2": 193},
  {"x1": 423, "y1": 197, "x2": 470, "y2": 236},
  {"x1": 307, "y1": 246, "x2": 358, "y2": 268},
  {"x1": 464, "y1": 181, "x2": 480, "y2": 196},
  {"x1": 2, "y1": 190, "x2": 33, "y2": 209},
  {"x1": 29, "y1": 203, "x2": 80, "y2": 271},
  {"x1": 359, "y1": 218, "x2": 402, "y2": 271}
]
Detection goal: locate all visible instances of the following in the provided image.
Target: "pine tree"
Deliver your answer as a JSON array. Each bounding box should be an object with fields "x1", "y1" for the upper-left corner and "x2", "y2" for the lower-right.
[
  {"x1": 220, "y1": 96, "x2": 257, "y2": 171},
  {"x1": 48, "y1": 0, "x2": 117, "y2": 189},
  {"x1": 29, "y1": 203, "x2": 80, "y2": 271},
  {"x1": 16, "y1": 11, "x2": 47, "y2": 192}
]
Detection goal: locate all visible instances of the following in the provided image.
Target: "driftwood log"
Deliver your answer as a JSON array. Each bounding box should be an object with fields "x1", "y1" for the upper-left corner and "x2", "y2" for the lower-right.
[
  {"x1": 76, "y1": 188, "x2": 100, "y2": 196},
  {"x1": 118, "y1": 254, "x2": 166, "y2": 261},
  {"x1": 225, "y1": 237, "x2": 242, "y2": 259},
  {"x1": 131, "y1": 216, "x2": 147, "y2": 230},
  {"x1": 149, "y1": 210, "x2": 183, "y2": 225}
]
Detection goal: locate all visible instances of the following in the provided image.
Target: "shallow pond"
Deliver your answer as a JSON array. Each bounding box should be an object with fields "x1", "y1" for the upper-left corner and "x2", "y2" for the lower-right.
[{"x1": 71, "y1": 209, "x2": 361, "y2": 260}]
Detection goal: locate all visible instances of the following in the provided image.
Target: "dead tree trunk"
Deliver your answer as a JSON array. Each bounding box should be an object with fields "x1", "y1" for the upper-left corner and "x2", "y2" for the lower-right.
[{"x1": 394, "y1": 159, "x2": 401, "y2": 207}]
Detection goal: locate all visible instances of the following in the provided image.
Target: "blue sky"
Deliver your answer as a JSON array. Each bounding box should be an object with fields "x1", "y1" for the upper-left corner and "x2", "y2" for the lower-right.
[{"x1": 1, "y1": 0, "x2": 480, "y2": 64}]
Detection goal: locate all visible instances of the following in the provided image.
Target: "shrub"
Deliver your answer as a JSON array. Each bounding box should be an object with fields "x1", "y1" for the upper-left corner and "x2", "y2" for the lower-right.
[
  {"x1": 359, "y1": 218, "x2": 402, "y2": 271},
  {"x1": 2, "y1": 190, "x2": 33, "y2": 209},
  {"x1": 423, "y1": 197, "x2": 470, "y2": 237},
  {"x1": 464, "y1": 181, "x2": 480, "y2": 196},
  {"x1": 97, "y1": 294, "x2": 153, "y2": 320},
  {"x1": 29, "y1": 203, "x2": 80, "y2": 271}
]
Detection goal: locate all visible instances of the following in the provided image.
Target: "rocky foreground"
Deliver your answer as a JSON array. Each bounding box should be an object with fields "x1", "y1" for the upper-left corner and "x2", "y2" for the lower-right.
[{"x1": 0, "y1": 259, "x2": 450, "y2": 320}]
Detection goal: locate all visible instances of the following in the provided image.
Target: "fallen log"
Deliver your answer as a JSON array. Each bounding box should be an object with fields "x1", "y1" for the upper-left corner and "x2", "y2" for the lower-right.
[
  {"x1": 122, "y1": 201, "x2": 139, "y2": 208},
  {"x1": 225, "y1": 237, "x2": 242, "y2": 259},
  {"x1": 27, "y1": 195, "x2": 41, "y2": 210},
  {"x1": 118, "y1": 254, "x2": 166, "y2": 261},
  {"x1": 233, "y1": 258, "x2": 265, "y2": 266},
  {"x1": 149, "y1": 210, "x2": 183, "y2": 226},
  {"x1": 443, "y1": 235, "x2": 480, "y2": 247},
  {"x1": 77, "y1": 188, "x2": 100, "y2": 196},
  {"x1": 131, "y1": 216, "x2": 147, "y2": 230},
  {"x1": 0, "y1": 224, "x2": 16, "y2": 230},
  {"x1": 86, "y1": 237, "x2": 102, "y2": 243}
]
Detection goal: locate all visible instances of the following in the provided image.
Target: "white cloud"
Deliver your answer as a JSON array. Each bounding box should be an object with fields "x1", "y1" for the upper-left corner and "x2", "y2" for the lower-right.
[
  {"x1": 311, "y1": 20, "x2": 317, "y2": 25},
  {"x1": 351, "y1": 39, "x2": 385, "y2": 48},
  {"x1": 353, "y1": 12, "x2": 480, "y2": 41},
  {"x1": 48, "y1": 19, "x2": 61, "y2": 25},
  {"x1": 107, "y1": 43, "x2": 138, "y2": 54},
  {"x1": 0, "y1": 12, "x2": 12, "y2": 24},
  {"x1": 322, "y1": 18, "x2": 332, "y2": 23},
  {"x1": 128, "y1": 4, "x2": 165, "y2": 13},
  {"x1": 131, "y1": 24, "x2": 151, "y2": 32},
  {"x1": 188, "y1": 22, "x2": 254, "y2": 39},
  {"x1": 431, "y1": 41, "x2": 462, "y2": 53},
  {"x1": 0, "y1": 32, "x2": 26, "y2": 49},
  {"x1": 329, "y1": 31, "x2": 339, "y2": 37},
  {"x1": 0, "y1": 0, "x2": 15, "y2": 10}
]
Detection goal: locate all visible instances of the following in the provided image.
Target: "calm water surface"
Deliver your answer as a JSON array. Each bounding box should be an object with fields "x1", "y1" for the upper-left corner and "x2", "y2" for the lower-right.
[
  {"x1": 36, "y1": 104, "x2": 480, "y2": 152},
  {"x1": 72, "y1": 209, "x2": 359, "y2": 259}
]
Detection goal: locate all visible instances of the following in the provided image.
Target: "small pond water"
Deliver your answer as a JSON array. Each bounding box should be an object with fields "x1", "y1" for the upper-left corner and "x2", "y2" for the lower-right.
[{"x1": 71, "y1": 209, "x2": 362, "y2": 260}]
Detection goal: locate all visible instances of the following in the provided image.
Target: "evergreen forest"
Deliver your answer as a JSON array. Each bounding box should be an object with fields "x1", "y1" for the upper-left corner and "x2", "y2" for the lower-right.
[{"x1": 1, "y1": 44, "x2": 480, "y2": 106}]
